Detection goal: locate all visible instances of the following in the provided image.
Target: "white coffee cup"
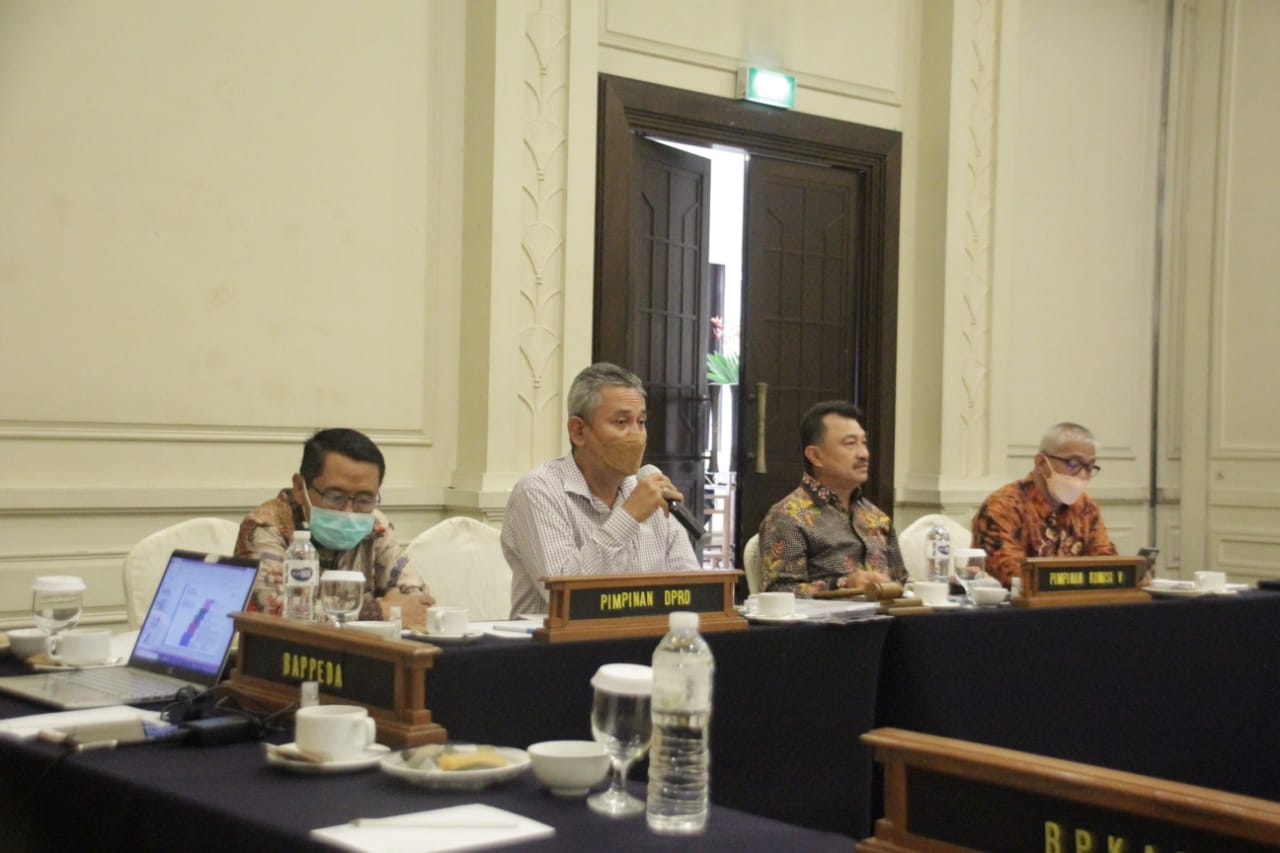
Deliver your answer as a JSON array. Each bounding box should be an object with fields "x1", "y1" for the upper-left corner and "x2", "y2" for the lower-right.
[
  {"x1": 346, "y1": 620, "x2": 400, "y2": 641},
  {"x1": 908, "y1": 581, "x2": 950, "y2": 606},
  {"x1": 47, "y1": 628, "x2": 112, "y2": 666},
  {"x1": 427, "y1": 607, "x2": 469, "y2": 635},
  {"x1": 7, "y1": 627, "x2": 50, "y2": 660},
  {"x1": 755, "y1": 591, "x2": 796, "y2": 618},
  {"x1": 294, "y1": 704, "x2": 377, "y2": 761},
  {"x1": 1194, "y1": 571, "x2": 1227, "y2": 592}
]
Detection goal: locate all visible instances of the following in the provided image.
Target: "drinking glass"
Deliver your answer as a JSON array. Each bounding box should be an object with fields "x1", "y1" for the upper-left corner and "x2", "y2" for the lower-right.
[
  {"x1": 588, "y1": 663, "x2": 653, "y2": 817},
  {"x1": 952, "y1": 548, "x2": 988, "y2": 603},
  {"x1": 32, "y1": 576, "x2": 86, "y2": 648},
  {"x1": 319, "y1": 570, "x2": 364, "y2": 626}
]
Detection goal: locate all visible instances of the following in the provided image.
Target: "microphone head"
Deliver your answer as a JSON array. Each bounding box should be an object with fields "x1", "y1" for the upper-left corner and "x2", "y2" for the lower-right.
[{"x1": 637, "y1": 464, "x2": 662, "y2": 479}]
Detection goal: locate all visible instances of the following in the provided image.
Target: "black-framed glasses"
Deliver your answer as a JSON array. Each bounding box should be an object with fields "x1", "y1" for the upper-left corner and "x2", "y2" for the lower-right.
[
  {"x1": 1044, "y1": 454, "x2": 1101, "y2": 478},
  {"x1": 310, "y1": 485, "x2": 380, "y2": 512}
]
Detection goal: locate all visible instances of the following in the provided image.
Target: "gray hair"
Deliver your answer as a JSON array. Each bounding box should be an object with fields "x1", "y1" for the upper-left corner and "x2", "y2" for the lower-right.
[
  {"x1": 567, "y1": 362, "x2": 645, "y2": 421},
  {"x1": 1040, "y1": 422, "x2": 1098, "y2": 454}
]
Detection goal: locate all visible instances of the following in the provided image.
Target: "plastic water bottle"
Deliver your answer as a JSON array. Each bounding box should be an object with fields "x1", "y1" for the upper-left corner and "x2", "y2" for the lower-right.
[
  {"x1": 283, "y1": 529, "x2": 319, "y2": 622},
  {"x1": 925, "y1": 522, "x2": 952, "y2": 583},
  {"x1": 647, "y1": 611, "x2": 714, "y2": 834}
]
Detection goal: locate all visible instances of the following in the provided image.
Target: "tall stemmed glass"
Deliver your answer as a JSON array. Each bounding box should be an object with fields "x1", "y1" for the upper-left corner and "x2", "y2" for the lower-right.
[
  {"x1": 588, "y1": 663, "x2": 653, "y2": 817},
  {"x1": 319, "y1": 570, "x2": 364, "y2": 627},
  {"x1": 32, "y1": 576, "x2": 86, "y2": 652}
]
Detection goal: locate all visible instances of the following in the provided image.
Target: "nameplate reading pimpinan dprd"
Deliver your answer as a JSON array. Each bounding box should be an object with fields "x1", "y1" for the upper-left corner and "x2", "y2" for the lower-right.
[{"x1": 534, "y1": 571, "x2": 746, "y2": 643}]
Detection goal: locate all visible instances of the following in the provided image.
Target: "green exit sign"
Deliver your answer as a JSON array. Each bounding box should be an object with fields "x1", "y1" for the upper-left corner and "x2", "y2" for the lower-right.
[{"x1": 737, "y1": 66, "x2": 795, "y2": 109}]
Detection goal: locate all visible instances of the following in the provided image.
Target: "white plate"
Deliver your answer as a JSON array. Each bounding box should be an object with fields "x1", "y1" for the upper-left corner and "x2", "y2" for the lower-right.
[
  {"x1": 381, "y1": 745, "x2": 530, "y2": 791},
  {"x1": 407, "y1": 630, "x2": 485, "y2": 644},
  {"x1": 265, "y1": 742, "x2": 390, "y2": 774},
  {"x1": 1146, "y1": 586, "x2": 1237, "y2": 599},
  {"x1": 923, "y1": 600, "x2": 962, "y2": 609},
  {"x1": 31, "y1": 656, "x2": 128, "y2": 672},
  {"x1": 746, "y1": 611, "x2": 810, "y2": 624}
]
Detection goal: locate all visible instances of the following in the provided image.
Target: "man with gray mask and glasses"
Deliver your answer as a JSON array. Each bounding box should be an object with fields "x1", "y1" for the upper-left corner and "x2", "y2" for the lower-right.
[
  {"x1": 970, "y1": 422, "x2": 1118, "y2": 587},
  {"x1": 501, "y1": 362, "x2": 702, "y2": 617}
]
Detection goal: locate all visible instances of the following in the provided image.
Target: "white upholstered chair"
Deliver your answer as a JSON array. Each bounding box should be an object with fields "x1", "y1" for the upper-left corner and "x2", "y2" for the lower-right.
[
  {"x1": 742, "y1": 534, "x2": 763, "y2": 595},
  {"x1": 123, "y1": 517, "x2": 241, "y2": 628},
  {"x1": 405, "y1": 517, "x2": 511, "y2": 620},
  {"x1": 897, "y1": 513, "x2": 973, "y2": 580}
]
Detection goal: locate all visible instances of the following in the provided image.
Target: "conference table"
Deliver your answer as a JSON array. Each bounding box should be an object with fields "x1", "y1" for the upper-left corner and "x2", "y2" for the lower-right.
[{"x1": 1, "y1": 590, "x2": 1277, "y2": 851}]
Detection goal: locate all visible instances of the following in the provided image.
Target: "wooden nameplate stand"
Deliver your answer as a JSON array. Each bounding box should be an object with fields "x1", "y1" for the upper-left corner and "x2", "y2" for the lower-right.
[
  {"x1": 1015, "y1": 556, "x2": 1152, "y2": 608},
  {"x1": 534, "y1": 571, "x2": 746, "y2": 643},
  {"x1": 223, "y1": 612, "x2": 446, "y2": 748},
  {"x1": 861, "y1": 727, "x2": 1280, "y2": 851}
]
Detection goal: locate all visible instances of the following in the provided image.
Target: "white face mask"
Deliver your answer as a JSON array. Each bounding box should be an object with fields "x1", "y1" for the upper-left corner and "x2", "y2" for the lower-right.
[{"x1": 1042, "y1": 458, "x2": 1088, "y2": 506}]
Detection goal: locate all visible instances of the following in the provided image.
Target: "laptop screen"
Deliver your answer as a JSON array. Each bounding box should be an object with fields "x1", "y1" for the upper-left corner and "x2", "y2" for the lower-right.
[{"x1": 129, "y1": 550, "x2": 259, "y2": 682}]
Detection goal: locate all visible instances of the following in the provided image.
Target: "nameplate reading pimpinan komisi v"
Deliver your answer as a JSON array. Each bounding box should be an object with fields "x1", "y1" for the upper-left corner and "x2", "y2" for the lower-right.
[
  {"x1": 1015, "y1": 557, "x2": 1151, "y2": 608},
  {"x1": 533, "y1": 571, "x2": 746, "y2": 642}
]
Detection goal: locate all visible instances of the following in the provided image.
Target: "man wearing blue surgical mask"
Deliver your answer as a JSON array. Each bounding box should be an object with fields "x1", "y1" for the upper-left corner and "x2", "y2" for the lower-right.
[{"x1": 236, "y1": 428, "x2": 434, "y2": 627}]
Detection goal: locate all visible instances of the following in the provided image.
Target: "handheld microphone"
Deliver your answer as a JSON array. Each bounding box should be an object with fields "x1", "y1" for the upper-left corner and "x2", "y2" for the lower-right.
[{"x1": 638, "y1": 464, "x2": 707, "y2": 542}]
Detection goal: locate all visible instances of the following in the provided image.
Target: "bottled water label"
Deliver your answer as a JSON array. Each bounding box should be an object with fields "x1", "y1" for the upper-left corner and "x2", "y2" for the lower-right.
[
  {"x1": 653, "y1": 668, "x2": 712, "y2": 713},
  {"x1": 286, "y1": 561, "x2": 317, "y2": 584}
]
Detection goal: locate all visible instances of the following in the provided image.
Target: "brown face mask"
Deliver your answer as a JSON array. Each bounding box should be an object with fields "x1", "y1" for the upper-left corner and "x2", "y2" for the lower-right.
[{"x1": 596, "y1": 431, "x2": 647, "y2": 476}]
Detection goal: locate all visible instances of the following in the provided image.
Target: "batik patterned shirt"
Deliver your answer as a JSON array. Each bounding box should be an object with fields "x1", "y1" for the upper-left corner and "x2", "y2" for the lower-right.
[
  {"x1": 234, "y1": 489, "x2": 423, "y2": 620},
  {"x1": 759, "y1": 474, "x2": 907, "y2": 595},
  {"x1": 970, "y1": 477, "x2": 1117, "y2": 586}
]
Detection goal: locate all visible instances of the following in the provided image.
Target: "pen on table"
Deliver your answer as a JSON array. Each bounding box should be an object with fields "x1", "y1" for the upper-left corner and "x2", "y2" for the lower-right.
[{"x1": 490, "y1": 624, "x2": 537, "y2": 635}]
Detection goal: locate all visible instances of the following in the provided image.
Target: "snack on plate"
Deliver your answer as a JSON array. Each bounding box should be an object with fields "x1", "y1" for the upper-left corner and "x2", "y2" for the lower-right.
[{"x1": 437, "y1": 747, "x2": 509, "y2": 771}]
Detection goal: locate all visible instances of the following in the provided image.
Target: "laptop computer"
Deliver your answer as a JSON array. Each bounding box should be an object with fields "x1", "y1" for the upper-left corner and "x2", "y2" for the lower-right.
[{"x1": 0, "y1": 550, "x2": 259, "y2": 710}]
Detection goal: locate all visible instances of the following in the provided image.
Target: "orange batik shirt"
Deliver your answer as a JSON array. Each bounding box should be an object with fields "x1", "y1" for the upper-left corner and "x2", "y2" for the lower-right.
[{"x1": 970, "y1": 477, "x2": 1117, "y2": 586}]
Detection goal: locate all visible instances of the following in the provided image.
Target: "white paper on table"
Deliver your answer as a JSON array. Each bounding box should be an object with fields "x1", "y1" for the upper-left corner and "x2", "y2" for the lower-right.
[
  {"x1": 0, "y1": 705, "x2": 162, "y2": 740},
  {"x1": 311, "y1": 803, "x2": 554, "y2": 853}
]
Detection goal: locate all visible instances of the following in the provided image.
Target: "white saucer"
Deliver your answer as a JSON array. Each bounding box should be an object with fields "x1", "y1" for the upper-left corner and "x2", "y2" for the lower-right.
[
  {"x1": 265, "y1": 742, "x2": 390, "y2": 774},
  {"x1": 746, "y1": 612, "x2": 809, "y2": 624},
  {"x1": 408, "y1": 630, "x2": 484, "y2": 644},
  {"x1": 31, "y1": 656, "x2": 128, "y2": 672},
  {"x1": 922, "y1": 600, "x2": 962, "y2": 609}
]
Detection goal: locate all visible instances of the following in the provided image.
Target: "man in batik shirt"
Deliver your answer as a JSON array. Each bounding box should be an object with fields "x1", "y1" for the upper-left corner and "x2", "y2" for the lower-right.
[
  {"x1": 758, "y1": 401, "x2": 906, "y2": 595},
  {"x1": 971, "y1": 422, "x2": 1117, "y2": 587},
  {"x1": 235, "y1": 428, "x2": 434, "y2": 626}
]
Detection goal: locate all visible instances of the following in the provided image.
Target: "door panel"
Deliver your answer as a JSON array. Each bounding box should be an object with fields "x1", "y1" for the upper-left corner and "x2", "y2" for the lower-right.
[
  {"x1": 597, "y1": 134, "x2": 711, "y2": 550},
  {"x1": 737, "y1": 155, "x2": 880, "y2": 550}
]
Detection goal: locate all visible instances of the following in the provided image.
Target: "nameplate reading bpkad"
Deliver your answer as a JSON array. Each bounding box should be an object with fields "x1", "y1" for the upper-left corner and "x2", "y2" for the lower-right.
[
  {"x1": 1016, "y1": 557, "x2": 1151, "y2": 608},
  {"x1": 535, "y1": 571, "x2": 746, "y2": 642}
]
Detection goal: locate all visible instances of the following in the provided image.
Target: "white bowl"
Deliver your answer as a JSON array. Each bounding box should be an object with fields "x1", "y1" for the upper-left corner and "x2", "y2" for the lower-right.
[
  {"x1": 971, "y1": 586, "x2": 1009, "y2": 606},
  {"x1": 527, "y1": 740, "x2": 610, "y2": 797}
]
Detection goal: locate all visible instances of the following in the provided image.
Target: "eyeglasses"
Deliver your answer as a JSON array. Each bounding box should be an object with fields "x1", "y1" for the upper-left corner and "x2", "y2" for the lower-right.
[
  {"x1": 1044, "y1": 454, "x2": 1101, "y2": 478},
  {"x1": 310, "y1": 485, "x2": 380, "y2": 513}
]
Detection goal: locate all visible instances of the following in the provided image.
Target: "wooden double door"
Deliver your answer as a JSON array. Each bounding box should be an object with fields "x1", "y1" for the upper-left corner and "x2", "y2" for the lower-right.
[{"x1": 595, "y1": 76, "x2": 900, "y2": 562}]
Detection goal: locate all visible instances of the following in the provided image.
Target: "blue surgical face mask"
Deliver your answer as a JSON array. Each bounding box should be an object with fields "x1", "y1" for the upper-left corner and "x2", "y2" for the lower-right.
[{"x1": 303, "y1": 487, "x2": 375, "y2": 551}]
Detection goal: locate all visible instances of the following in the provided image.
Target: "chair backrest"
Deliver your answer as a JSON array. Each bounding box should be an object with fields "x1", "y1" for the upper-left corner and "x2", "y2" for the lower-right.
[
  {"x1": 405, "y1": 516, "x2": 510, "y2": 620},
  {"x1": 122, "y1": 517, "x2": 241, "y2": 629},
  {"x1": 897, "y1": 513, "x2": 973, "y2": 580},
  {"x1": 743, "y1": 534, "x2": 763, "y2": 595}
]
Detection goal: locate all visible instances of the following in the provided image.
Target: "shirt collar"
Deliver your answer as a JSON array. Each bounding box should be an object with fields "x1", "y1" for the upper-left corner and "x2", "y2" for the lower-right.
[
  {"x1": 802, "y1": 472, "x2": 860, "y2": 508},
  {"x1": 562, "y1": 453, "x2": 635, "y2": 508}
]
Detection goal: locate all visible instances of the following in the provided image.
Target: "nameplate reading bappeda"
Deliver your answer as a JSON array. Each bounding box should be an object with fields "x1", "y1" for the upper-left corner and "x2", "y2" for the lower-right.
[
  {"x1": 224, "y1": 612, "x2": 446, "y2": 747},
  {"x1": 1015, "y1": 556, "x2": 1151, "y2": 608},
  {"x1": 534, "y1": 571, "x2": 746, "y2": 643},
  {"x1": 860, "y1": 728, "x2": 1280, "y2": 852}
]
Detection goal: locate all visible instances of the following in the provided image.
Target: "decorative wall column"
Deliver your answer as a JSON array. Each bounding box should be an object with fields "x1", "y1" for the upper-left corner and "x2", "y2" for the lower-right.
[{"x1": 449, "y1": 0, "x2": 597, "y2": 522}]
